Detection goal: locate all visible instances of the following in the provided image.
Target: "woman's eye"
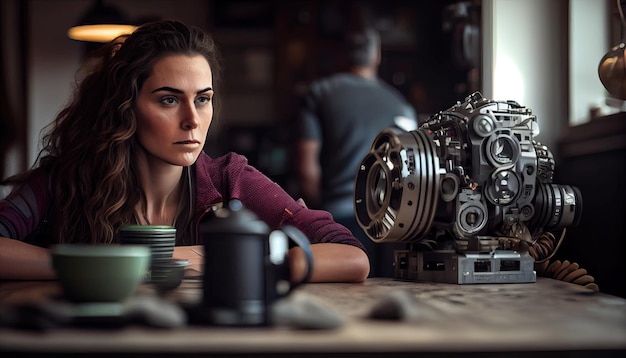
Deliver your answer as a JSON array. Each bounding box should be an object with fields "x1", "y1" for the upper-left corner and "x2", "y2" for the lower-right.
[
  {"x1": 161, "y1": 97, "x2": 177, "y2": 105},
  {"x1": 196, "y1": 96, "x2": 212, "y2": 105}
]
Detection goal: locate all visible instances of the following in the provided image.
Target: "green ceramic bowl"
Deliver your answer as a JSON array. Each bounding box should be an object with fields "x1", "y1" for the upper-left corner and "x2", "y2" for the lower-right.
[{"x1": 51, "y1": 244, "x2": 151, "y2": 303}]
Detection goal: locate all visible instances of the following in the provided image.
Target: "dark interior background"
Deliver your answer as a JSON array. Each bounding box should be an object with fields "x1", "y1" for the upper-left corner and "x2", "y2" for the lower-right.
[{"x1": 203, "y1": 0, "x2": 481, "y2": 194}]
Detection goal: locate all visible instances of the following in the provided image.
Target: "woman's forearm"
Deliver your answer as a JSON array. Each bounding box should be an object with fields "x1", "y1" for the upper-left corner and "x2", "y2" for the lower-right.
[
  {"x1": 0, "y1": 238, "x2": 371, "y2": 282},
  {"x1": 0, "y1": 237, "x2": 55, "y2": 280},
  {"x1": 289, "y1": 243, "x2": 370, "y2": 283}
]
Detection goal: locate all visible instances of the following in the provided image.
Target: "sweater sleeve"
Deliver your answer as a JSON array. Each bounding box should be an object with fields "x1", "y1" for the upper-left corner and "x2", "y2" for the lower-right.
[
  {"x1": 0, "y1": 169, "x2": 50, "y2": 242},
  {"x1": 225, "y1": 154, "x2": 365, "y2": 251}
]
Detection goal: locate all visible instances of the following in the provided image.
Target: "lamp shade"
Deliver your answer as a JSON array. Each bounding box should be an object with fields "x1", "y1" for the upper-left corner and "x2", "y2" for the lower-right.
[{"x1": 68, "y1": 1, "x2": 136, "y2": 42}]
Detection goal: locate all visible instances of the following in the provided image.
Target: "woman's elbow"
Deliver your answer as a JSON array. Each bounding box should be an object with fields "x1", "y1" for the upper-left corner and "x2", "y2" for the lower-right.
[{"x1": 350, "y1": 248, "x2": 370, "y2": 282}]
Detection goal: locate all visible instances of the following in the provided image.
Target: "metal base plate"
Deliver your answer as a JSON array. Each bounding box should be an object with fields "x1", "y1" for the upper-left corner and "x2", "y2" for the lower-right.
[{"x1": 394, "y1": 250, "x2": 536, "y2": 284}]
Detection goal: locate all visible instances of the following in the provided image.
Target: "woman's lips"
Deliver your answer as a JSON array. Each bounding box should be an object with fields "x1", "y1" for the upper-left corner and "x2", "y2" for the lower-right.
[{"x1": 175, "y1": 140, "x2": 200, "y2": 144}]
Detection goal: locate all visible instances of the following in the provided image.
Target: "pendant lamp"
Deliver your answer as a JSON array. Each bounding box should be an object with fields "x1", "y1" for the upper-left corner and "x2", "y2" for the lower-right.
[
  {"x1": 67, "y1": 0, "x2": 136, "y2": 43},
  {"x1": 598, "y1": 0, "x2": 626, "y2": 99}
]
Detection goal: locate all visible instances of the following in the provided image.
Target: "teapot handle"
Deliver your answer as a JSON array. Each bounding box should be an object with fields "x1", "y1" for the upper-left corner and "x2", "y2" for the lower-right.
[{"x1": 280, "y1": 225, "x2": 314, "y2": 285}]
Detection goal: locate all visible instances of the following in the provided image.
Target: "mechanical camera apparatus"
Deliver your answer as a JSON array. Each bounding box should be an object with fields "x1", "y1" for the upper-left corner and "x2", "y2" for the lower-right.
[{"x1": 354, "y1": 92, "x2": 582, "y2": 284}]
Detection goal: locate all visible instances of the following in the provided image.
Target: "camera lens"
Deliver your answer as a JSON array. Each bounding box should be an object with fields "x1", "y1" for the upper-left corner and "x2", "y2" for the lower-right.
[
  {"x1": 531, "y1": 183, "x2": 583, "y2": 229},
  {"x1": 454, "y1": 200, "x2": 487, "y2": 237},
  {"x1": 486, "y1": 133, "x2": 520, "y2": 167},
  {"x1": 355, "y1": 129, "x2": 440, "y2": 243},
  {"x1": 486, "y1": 169, "x2": 521, "y2": 205}
]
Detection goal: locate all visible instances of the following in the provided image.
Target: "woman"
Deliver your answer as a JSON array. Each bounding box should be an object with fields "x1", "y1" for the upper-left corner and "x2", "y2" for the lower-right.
[{"x1": 0, "y1": 20, "x2": 369, "y2": 282}]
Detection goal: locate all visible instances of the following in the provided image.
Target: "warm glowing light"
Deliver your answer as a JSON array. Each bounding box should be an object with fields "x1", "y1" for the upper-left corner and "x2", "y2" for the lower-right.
[{"x1": 68, "y1": 24, "x2": 137, "y2": 43}]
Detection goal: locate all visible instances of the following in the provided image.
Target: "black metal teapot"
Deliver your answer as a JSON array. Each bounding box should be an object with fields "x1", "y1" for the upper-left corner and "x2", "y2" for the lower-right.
[{"x1": 199, "y1": 199, "x2": 314, "y2": 326}]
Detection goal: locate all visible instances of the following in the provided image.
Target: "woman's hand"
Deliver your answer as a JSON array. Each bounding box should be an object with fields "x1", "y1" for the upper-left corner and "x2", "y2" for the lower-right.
[
  {"x1": 289, "y1": 243, "x2": 370, "y2": 283},
  {"x1": 173, "y1": 245, "x2": 204, "y2": 277},
  {"x1": 290, "y1": 198, "x2": 370, "y2": 283}
]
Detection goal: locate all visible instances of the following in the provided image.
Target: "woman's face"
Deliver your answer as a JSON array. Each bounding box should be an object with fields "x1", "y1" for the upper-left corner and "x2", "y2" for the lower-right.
[{"x1": 134, "y1": 54, "x2": 214, "y2": 167}]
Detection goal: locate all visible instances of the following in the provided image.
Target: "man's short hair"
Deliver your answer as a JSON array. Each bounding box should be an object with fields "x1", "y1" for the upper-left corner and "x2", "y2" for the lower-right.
[{"x1": 346, "y1": 28, "x2": 380, "y2": 67}]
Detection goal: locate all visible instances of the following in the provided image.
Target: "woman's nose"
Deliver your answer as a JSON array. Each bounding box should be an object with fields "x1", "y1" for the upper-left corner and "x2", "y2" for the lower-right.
[{"x1": 181, "y1": 101, "x2": 200, "y2": 130}]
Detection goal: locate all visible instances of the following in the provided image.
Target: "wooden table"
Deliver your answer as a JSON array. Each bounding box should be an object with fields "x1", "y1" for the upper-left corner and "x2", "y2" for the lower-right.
[{"x1": 0, "y1": 277, "x2": 625, "y2": 357}]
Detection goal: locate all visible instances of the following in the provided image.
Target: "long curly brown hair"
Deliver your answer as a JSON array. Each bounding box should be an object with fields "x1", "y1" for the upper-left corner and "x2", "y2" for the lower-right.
[{"x1": 9, "y1": 20, "x2": 221, "y2": 244}]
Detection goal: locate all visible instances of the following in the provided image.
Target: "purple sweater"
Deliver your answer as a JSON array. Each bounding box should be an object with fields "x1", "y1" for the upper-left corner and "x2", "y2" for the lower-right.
[{"x1": 0, "y1": 152, "x2": 365, "y2": 251}]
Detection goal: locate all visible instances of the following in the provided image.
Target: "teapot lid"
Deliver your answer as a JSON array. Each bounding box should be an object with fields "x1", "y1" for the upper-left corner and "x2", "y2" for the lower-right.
[{"x1": 199, "y1": 199, "x2": 269, "y2": 235}]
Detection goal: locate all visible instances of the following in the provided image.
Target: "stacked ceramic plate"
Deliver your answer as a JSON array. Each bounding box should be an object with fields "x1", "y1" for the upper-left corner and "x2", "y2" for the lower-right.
[{"x1": 119, "y1": 225, "x2": 176, "y2": 283}]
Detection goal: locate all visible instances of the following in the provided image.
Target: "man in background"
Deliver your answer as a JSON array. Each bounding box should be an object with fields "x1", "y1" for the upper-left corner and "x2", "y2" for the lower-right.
[{"x1": 295, "y1": 27, "x2": 417, "y2": 277}]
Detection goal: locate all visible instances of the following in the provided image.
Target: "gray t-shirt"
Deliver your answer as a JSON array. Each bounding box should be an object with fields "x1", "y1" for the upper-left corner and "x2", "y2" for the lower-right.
[{"x1": 298, "y1": 73, "x2": 417, "y2": 218}]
